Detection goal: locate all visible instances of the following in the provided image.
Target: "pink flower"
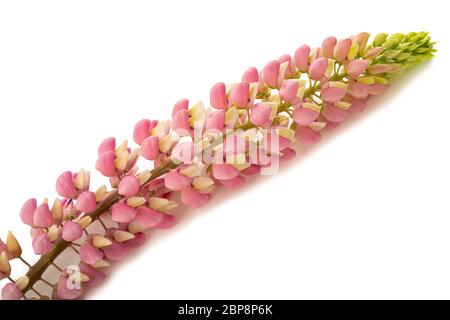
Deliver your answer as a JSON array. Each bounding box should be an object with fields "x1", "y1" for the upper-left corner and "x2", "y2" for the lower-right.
[
  {"x1": 228, "y1": 82, "x2": 249, "y2": 108},
  {"x1": 80, "y1": 241, "x2": 103, "y2": 265},
  {"x1": 296, "y1": 126, "x2": 322, "y2": 145},
  {"x1": 250, "y1": 103, "x2": 274, "y2": 128},
  {"x1": 212, "y1": 164, "x2": 240, "y2": 180},
  {"x1": 55, "y1": 274, "x2": 83, "y2": 300},
  {"x1": 308, "y1": 58, "x2": 328, "y2": 80},
  {"x1": 76, "y1": 191, "x2": 97, "y2": 213},
  {"x1": 293, "y1": 107, "x2": 319, "y2": 126},
  {"x1": 1, "y1": 283, "x2": 22, "y2": 300},
  {"x1": 141, "y1": 136, "x2": 160, "y2": 161},
  {"x1": 62, "y1": 221, "x2": 83, "y2": 242},
  {"x1": 262, "y1": 60, "x2": 280, "y2": 88},
  {"x1": 219, "y1": 175, "x2": 246, "y2": 189},
  {"x1": 210, "y1": 82, "x2": 228, "y2": 109},
  {"x1": 32, "y1": 233, "x2": 53, "y2": 255},
  {"x1": 322, "y1": 36, "x2": 337, "y2": 58},
  {"x1": 128, "y1": 206, "x2": 164, "y2": 233},
  {"x1": 34, "y1": 202, "x2": 54, "y2": 228},
  {"x1": 97, "y1": 137, "x2": 116, "y2": 156},
  {"x1": 171, "y1": 109, "x2": 190, "y2": 136},
  {"x1": 278, "y1": 54, "x2": 295, "y2": 78},
  {"x1": 280, "y1": 80, "x2": 302, "y2": 104},
  {"x1": 95, "y1": 151, "x2": 116, "y2": 177},
  {"x1": 111, "y1": 203, "x2": 137, "y2": 224},
  {"x1": 133, "y1": 119, "x2": 157, "y2": 145},
  {"x1": 322, "y1": 104, "x2": 349, "y2": 122},
  {"x1": 348, "y1": 81, "x2": 369, "y2": 99},
  {"x1": 118, "y1": 176, "x2": 141, "y2": 197},
  {"x1": 242, "y1": 67, "x2": 259, "y2": 83},
  {"x1": 164, "y1": 170, "x2": 190, "y2": 191},
  {"x1": 321, "y1": 87, "x2": 346, "y2": 103},
  {"x1": 334, "y1": 38, "x2": 352, "y2": 62},
  {"x1": 103, "y1": 241, "x2": 128, "y2": 261},
  {"x1": 56, "y1": 171, "x2": 78, "y2": 199},
  {"x1": 20, "y1": 198, "x2": 37, "y2": 226},
  {"x1": 80, "y1": 263, "x2": 106, "y2": 288},
  {"x1": 346, "y1": 59, "x2": 369, "y2": 77},
  {"x1": 293, "y1": 44, "x2": 310, "y2": 72},
  {"x1": 205, "y1": 109, "x2": 225, "y2": 131},
  {"x1": 181, "y1": 186, "x2": 209, "y2": 208}
]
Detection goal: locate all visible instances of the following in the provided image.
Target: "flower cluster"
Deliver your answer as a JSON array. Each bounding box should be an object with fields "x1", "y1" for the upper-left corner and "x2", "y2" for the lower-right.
[{"x1": 1, "y1": 32, "x2": 435, "y2": 300}]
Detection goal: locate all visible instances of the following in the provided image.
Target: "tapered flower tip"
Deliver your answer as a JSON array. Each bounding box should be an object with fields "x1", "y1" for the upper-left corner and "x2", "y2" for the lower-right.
[
  {"x1": 322, "y1": 104, "x2": 349, "y2": 122},
  {"x1": 56, "y1": 171, "x2": 78, "y2": 199},
  {"x1": 205, "y1": 109, "x2": 225, "y2": 131},
  {"x1": 123, "y1": 232, "x2": 146, "y2": 248},
  {"x1": 242, "y1": 67, "x2": 259, "y2": 83},
  {"x1": 241, "y1": 164, "x2": 261, "y2": 176},
  {"x1": 278, "y1": 54, "x2": 295, "y2": 78},
  {"x1": 281, "y1": 147, "x2": 296, "y2": 162},
  {"x1": 280, "y1": 80, "x2": 300, "y2": 104},
  {"x1": 80, "y1": 242, "x2": 103, "y2": 265},
  {"x1": 346, "y1": 59, "x2": 369, "y2": 77},
  {"x1": 128, "y1": 206, "x2": 164, "y2": 233},
  {"x1": 141, "y1": 136, "x2": 159, "y2": 161},
  {"x1": 262, "y1": 60, "x2": 280, "y2": 88},
  {"x1": 97, "y1": 137, "x2": 116, "y2": 156},
  {"x1": 164, "y1": 170, "x2": 190, "y2": 191},
  {"x1": 1, "y1": 283, "x2": 22, "y2": 300},
  {"x1": 210, "y1": 82, "x2": 228, "y2": 109},
  {"x1": 181, "y1": 186, "x2": 209, "y2": 208},
  {"x1": 0, "y1": 239, "x2": 6, "y2": 254},
  {"x1": 296, "y1": 126, "x2": 322, "y2": 145},
  {"x1": 322, "y1": 36, "x2": 337, "y2": 58},
  {"x1": 368, "y1": 83, "x2": 390, "y2": 96},
  {"x1": 55, "y1": 275, "x2": 83, "y2": 300},
  {"x1": 34, "y1": 203, "x2": 54, "y2": 228},
  {"x1": 76, "y1": 191, "x2": 97, "y2": 213},
  {"x1": 62, "y1": 221, "x2": 83, "y2": 242},
  {"x1": 345, "y1": 96, "x2": 368, "y2": 113},
  {"x1": 228, "y1": 82, "x2": 249, "y2": 108},
  {"x1": 321, "y1": 87, "x2": 346, "y2": 103},
  {"x1": 103, "y1": 241, "x2": 128, "y2": 261},
  {"x1": 250, "y1": 103, "x2": 273, "y2": 128},
  {"x1": 172, "y1": 98, "x2": 189, "y2": 116},
  {"x1": 156, "y1": 214, "x2": 176, "y2": 229},
  {"x1": 212, "y1": 164, "x2": 240, "y2": 180},
  {"x1": 293, "y1": 107, "x2": 319, "y2": 126},
  {"x1": 20, "y1": 198, "x2": 37, "y2": 226},
  {"x1": 171, "y1": 109, "x2": 190, "y2": 136},
  {"x1": 219, "y1": 175, "x2": 245, "y2": 189},
  {"x1": 133, "y1": 119, "x2": 151, "y2": 145},
  {"x1": 334, "y1": 38, "x2": 352, "y2": 63},
  {"x1": 118, "y1": 176, "x2": 140, "y2": 197},
  {"x1": 294, "y1": 44, "x2": 310, "y2": 72},
  {"x1": 95, "y1": 151, "x2": 116, "y2": 177},
  {"x1": 32, "y1": 233, "x2": 52, "y2": 255},
  {"x1": 111, "y1": 203, "x2": 137, "y2": 224},
  {"x1": 80, "y1": 263, "x2": 106, "y2": 288},
  {"x1": 308, "y1": 58, "x2": 328, "y2": 80},
  {"x1": 348, "y1": 81, "x2": 369, "y2": 99}
]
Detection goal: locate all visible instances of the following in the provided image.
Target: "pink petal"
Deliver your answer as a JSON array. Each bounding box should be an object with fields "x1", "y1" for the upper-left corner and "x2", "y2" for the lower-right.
[
  {"x1": 111, "y1": 203, "x2": 137, "y2": 224},
  {"x1": 205, "y1": 109, "x2": 225, "y2": 131},
  {"x1": 171, "y1": 109, "x2": 190, "y2": 136},
  {"x1": 79, "y1": 263, "x2": 106, "y2": 288},
  {"x1": 131, "y1": 206, "x2": 164, "y2": 230},
  {"x1": 278, "y1": 54, "x2": 295, "y2": 78},
  {"x1": 241, "y1": 164, "x2": 261, "y2": 176},
  {"x1": 334, "y1": 38, "x2": 352, "y2": 62},
  {"x1": 348, "y1": 81, "x2": 369, "y2": 99},
  {"x1": 62, "y1": 221, "x2": 83, "y2": 242},
  {"x1": 321, "y1": 36, "x2": 337, "y2": 59},
  {"x1": 368, "y1": 83, "x2": 390, "y2": 96},
  {"x1": 55, "y1": 275, "x2": 83, "y2": 300},
  {"x1": 1, "y1": 283, "x2": 22, "y2": 300},
  {"x1": 118, "y1": 176, "x2": 141, "y2": 197},
  {"x1": 242, "y1": 67, "x2": 259, "y2": 83},
  {"x1": 308, "y1": 58, "x2": 328, "y2": 80},
  {"x1": 365, "y1": 47, "x2": 384, "y2": 59},
  {"x1": 141, "y1": 136, "x2": 160, "y2": 161},
  {"x1": 80, "y1": 242, "x2": 103, "y2": 265},
  {"x1": 280, "y1": 80, "x2": 300, "y2": 103},
  {"x1": 280, "y1": 147, "x2": 296, "y2": 162},
  {"x1": 250, "y1": 103, "x2": 273, "y2": 128},
  {"x1": 322, "y1": 104, "x2": 349, "y2": 122},
  {"x1": 294, "y1": 44, "x2": 310, "y2": 72},
  {"x1": 293, "y1": 107, "x2": 319, "y2": 126},
  {"x1": 95, "y1": 151, "x2": 116, "y2": 177},
  {"x1": 20, "y1": 198, "x2": 37, "y2": 226},
  {"x1": 133, "y1": 119, "x2": 151, "y2": 145},
  {"x1": 321, "y1": 87, "x2": 346, "y2": 103},
  {"x1": 33, "y1": 203, "x2": 54, "y2": 228},
  {"x1": 219, "y1": 175, "x2": 246, "y2": 189},
  {"x1": 103, "y1": 241, "x2": 128, "y2": 261},
  {"x1": 212, "y1": 164, "x2": 240, "y2": 180},
  {"x1": 181, "y1": 186, "x2": 209, "y2": 208},
  {"x1": 228, "y1": 82, "x2": 249, "y2": 108},
  {"x1": 296, "y1": 126, "x2": 322, "y2": 145},
  {"x1": 76, "y1": 191, "x2": 97, "y2": 213},
  {"x1": 346, "y1": 60, "x2": 369, "y2": 77},
  {"x1": 56, "y1": 171, "x2": 78, "y2": 199},
  {"x1": 344, "y1": 95, "x2": 368, "y2": 113},
  {"x1": 172, "y1": 98, "x2": 189, "y2": 116},
  {"x1": 156, "y1": 214, "x2": 176, "y2": 229},
  {"x1": 262, "y1": 60, "x2": 280, "y2": 88},
  {"x1": 32, "y1": 233, "x2": 53, "y2": 255},
  {"x1": 97, "y1": 137, "x2": 116, "y2": 156},
  {"x1": 123, "y1": 232, "x2": 146, "y2": 248},
  {"x1": 210, "y1": 82, "x2": 228, "y2": 109},
  {"x1": 164, "y1": 170, "x2": 191, "y2": 191}
]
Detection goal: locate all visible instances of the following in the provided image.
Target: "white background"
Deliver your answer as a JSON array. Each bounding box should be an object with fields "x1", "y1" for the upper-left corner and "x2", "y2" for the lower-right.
[{"x1": 1, "y1": 0, "x2": 449, "y2": 299}]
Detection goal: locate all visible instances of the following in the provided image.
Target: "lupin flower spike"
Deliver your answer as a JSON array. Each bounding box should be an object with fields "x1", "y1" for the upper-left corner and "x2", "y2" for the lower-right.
[{"x1": 0, "y1": 32, "x2": 435, "y2": 300}]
